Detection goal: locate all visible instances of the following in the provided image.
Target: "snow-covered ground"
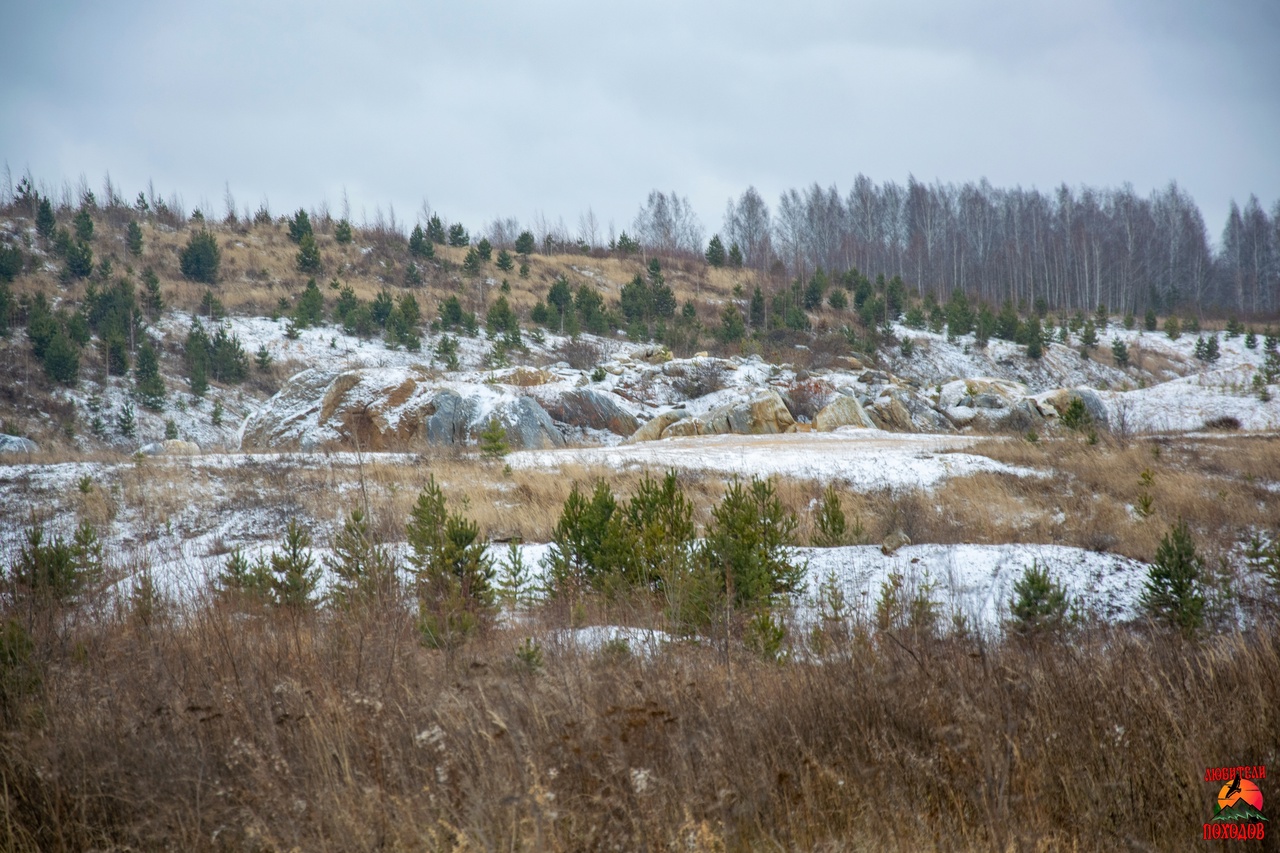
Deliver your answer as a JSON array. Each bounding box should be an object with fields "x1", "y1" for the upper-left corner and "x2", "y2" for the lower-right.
[
  {"x1": 508, "y1": 429, "x2": 1036, "y2": 489},
  {"x1": 797, "y1": 542, "x2": 1148, "y2": 630}
]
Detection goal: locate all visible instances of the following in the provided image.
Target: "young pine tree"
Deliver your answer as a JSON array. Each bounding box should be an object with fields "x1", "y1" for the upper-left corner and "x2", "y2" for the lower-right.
[
  {"x1": 546, "y1": 481, "x2": 618, "y2": 598},
  {"x1": 479, "y1": 417, "x2": 509, "y2": 459},
  {"x1": 1008, "y1": 561, "x2": 1070, "y2": 638},
  {"x1": 295, "y1": 232, "x2": 322, "y2": 274},
  {"x1": 705, "y1": 234, "x2": 726, "y2": 267},
  {"x1": 409, "y1": 223, "x2": 434, "y2": 258},
  {"x1": 325, "y1": 508, "x2": 397, "y2": 607},
  {"x1": 288, "y1": 208, "x2": 313, "y2": 243},
  {"x1": 1111, "y1": 338, "x2": 1129, "y2": 368},
  {"x1": 811, "y1": 483, "x2": 847, "y2": 548},
  {"x1": 126, "y1": 220, "x2": 143, "y2": 256},
  {"x1": 133, "y1": 340, "x2": 165, "y2": 410},
  {"x1": 407, "y1": 476, "x2": 496, "y2": 648},
  {"x1": 1139, "y1": 519, "x2": 1205, "y2": 637},
  {"x1": 269, "y1": 518, "x2": 320, "y2": 609},
  {"x1": 684, "y1": 477, "x2": 804, "y2": 632},
  {"x1": 179, "y1": 230, "x2": 220, "y2": 283}
]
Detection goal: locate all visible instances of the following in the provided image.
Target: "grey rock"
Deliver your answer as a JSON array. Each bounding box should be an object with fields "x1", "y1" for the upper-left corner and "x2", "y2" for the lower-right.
[
  {"x1": 540, "y1": 389, "x2": 640, "y2": 436},
  {"x1": 1072, "y1": 390, "x2": 1110, "y2": 429},
  {"x1": 973, "y1": 393, "x2": 1006, "y2": 410},
  {"x1": 502, "y1": 396, "x2": 566, "y2": 450},
  {"x1": 0, "y1": 435, "x2": 38, "y2": 454},
  {"x1": 426, "y1": 390, "x2": 477, "y2": 446}
]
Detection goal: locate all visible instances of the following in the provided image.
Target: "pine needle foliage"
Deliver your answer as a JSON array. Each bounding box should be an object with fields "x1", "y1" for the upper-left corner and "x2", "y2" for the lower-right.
[
  {"x1": 479, "y1": 418, "x2": 509, "y2": 459},
  {"x1": 1140, "y1": 519, "x2": 1205, "y2": 637},
  {"x1": 812, "y1": 484, "x2": 847, "y2": 548},
  {"x1": 325, "y1": 508, "x2": 398, "y2": 607},
  {"x1": 268, "y1": 519, "x2": 320, "y2": 609},
  {"x1": 406, "y1": 476, "x2": 496, "y2": 649},
  {"x1": 1008, "y1": 561, "x2": 1070, "y2": 638}
]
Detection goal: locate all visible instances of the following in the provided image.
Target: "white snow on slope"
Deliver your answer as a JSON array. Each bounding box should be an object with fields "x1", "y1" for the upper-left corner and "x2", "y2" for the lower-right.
[
  {"x1": 798, "y1": 543, "x2": 1148, "y2": 630},
  {"x1": 509, "y1": 429, "x2": 1036, "y2": 489}
]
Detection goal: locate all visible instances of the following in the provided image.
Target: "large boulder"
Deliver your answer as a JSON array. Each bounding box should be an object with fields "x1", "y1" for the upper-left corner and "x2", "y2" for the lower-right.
[
  {"x1": 626, "y1": 410, "x2": 687, "y2": 443},
  {"x1": 425, "y1": 389, "x2": 476, "y2": 446},
  {"x1": 866, "y1": 396, "x2": 915, "y2": 432},
  {"x1": 500, "y1": 396, "x2": 566, "y2": 450},
  {"x1": 703, "y1": 390, "x2": 796, "y2": 436},
  {"x1": 814, "y1": 396, "x2": 875, "y2": 431},
  {"x1": 662, "y1": 418, "x2": 704, "y2": 438},
  {"x1": 538, "y1": 389, "x2": 640, "y2": 436},
  {"x1": 1041, "y1": 389, "x2": 1110, "y2": 430},
  {"x1": 240, "y1": 368, "x2": 339, "y2": 450},
  {"x1": 0, "y1": 435, "x2": 38, "y2": 454}
]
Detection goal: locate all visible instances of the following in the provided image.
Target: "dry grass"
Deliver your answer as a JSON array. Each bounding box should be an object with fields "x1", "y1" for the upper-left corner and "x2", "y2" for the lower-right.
[
  {"x1": 1, "y1": 589, "x2": 1276, "y2": 851},
  {"x1": 953, "y1": 434, "x2": 1280, "y2": 559}
]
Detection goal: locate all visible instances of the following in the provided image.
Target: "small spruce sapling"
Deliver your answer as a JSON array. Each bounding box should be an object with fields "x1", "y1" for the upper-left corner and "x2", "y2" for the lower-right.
[
  {"x1": 479, "y1": 418, "x2": 509, "y2": 459},
  {"x1": 1139, "y1": 519, "x2": 1205, "y2": 636},
  {"x1": 1008, "y1": 561, "x2": 1069, "y2": 638},
  {"x1": 268, "y1": 518, "x2": 320, "y2": 609},
  {"x1": 812, "y1": 484, "x2": 847, "y2": 548}
]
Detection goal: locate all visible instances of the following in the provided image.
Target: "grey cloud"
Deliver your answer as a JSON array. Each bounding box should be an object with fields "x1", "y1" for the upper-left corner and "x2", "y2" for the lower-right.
[{"x1": 2, "y1": 0, "x2": 1277, "y2": 243}]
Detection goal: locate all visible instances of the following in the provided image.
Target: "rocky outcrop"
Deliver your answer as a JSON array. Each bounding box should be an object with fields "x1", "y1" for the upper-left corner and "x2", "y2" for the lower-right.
[
  {"x1": 240, "y1": 368, "x2": 337, "y2": 450},
  {"x1": 424, "y1": 390, "x2": 476, "y2": 446},
  {"x1": 626, "y1": 410, "x2": 687, "y2": 443},
  {"x1": 139, "y1": 439, "x2": 200, "y2": 456},
  {"x1": 936, "y1": 378, "x2": 1033, "y2": 432},
  {"x1": 702, "y1": 390, "x2": 796, "y2": 436},
  {"x1": 241, "y1": 368, "x2": 564, "y2": 452},
  {"x1": 0, "y1": 435, "x2": 38, "y2": 454},
  {"x1": 814, "y1": 395, "x2": 875, "y2": 431},
  {"x1": 502, "y1": 396, "x2": 566, "y2": 450},
  {"x1": 538, "y1": 389, "x2": 640, "y2": 436},
  {"x1": 1033, "y1": 389, "x2": 1110, "y2": 430},
  {"x1": 866, "y1": 396, "x2": 915, "y2": 432},
  {"x1": 662, "y1": 418, "x2": 703, "y2": 437}
]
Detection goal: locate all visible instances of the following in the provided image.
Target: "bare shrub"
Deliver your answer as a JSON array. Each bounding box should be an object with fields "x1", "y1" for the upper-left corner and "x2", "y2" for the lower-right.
[
  {"x1": 1204, "y1": 415, "x2": 1241, "y2": 431},
  {"x1": 785, "y1": 378, "x2": 836, "y2": 421},
  {"x1": 672, "y1": 359, "x2": 727, "y2": 400},
  {"x1": 554, "y1": 337, "x2": 603, "y2": 371}
]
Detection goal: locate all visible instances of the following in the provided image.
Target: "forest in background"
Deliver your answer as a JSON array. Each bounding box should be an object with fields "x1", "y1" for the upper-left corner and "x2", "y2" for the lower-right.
[{"x1": 3, "y1": 166, "x2": 1278, "y2": 321}]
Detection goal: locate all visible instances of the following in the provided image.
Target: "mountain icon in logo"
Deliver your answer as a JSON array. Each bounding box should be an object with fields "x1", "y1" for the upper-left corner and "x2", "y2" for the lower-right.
[{"x1": 1214, "y1": 776, "x2": 1265, "y2": 823}]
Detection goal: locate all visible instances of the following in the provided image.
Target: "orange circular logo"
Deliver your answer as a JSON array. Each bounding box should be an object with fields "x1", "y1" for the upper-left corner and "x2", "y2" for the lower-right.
[{"x1": 1218, "y1": 778, "x2": 1263, "y2": 812}]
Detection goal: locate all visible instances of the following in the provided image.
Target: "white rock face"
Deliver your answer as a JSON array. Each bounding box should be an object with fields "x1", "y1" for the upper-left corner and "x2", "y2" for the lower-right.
[{"x1": 239, "y1": 367, "x2": 565, "y2": 452}]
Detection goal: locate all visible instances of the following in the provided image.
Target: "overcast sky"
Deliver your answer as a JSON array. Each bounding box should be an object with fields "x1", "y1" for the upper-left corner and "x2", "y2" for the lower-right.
[{"x1": 3, "y1": 0, "x2": 1278, "y2": 245}]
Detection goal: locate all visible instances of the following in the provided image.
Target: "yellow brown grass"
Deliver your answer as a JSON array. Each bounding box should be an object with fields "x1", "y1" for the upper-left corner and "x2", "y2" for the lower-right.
[{"x1": 0, "y1": 592, "x2": 1275, "y2": 851}]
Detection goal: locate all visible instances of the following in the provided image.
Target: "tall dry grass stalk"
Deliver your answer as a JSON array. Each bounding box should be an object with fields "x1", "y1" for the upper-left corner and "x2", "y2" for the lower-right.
[{"x1": 1, "y1": 587, "x2": 1276, "y2": 851}]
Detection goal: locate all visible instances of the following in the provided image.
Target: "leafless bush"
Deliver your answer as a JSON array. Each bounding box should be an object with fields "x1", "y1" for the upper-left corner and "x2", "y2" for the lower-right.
[
  {"x1": 1204, "y1": 415, "x2": 1242, "y2": 431},
  {"x1": 554, "y1": 337, "x2": 603, "y2": 371},
  {"x1": 785, "y1": 378, "x2": 836, "y2": 421},
  {"x1": 672, "y1": 359, "x2": 727, "y2": 400}
]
